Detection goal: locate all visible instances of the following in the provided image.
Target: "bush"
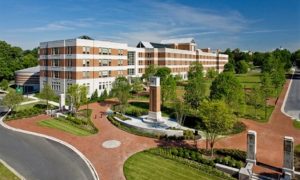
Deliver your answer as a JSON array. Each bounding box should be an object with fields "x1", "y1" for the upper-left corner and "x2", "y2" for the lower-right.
[
  {"x1": 183, "y1": 130, "x2": 194, "y2": 139},
  {"x1": 214, "y1": 149, "x2": 246, "y2": 162}
]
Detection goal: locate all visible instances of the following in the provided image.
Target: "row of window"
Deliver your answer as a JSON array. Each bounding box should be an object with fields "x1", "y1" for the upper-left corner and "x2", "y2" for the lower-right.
[{"x1": 41, "y1": 47, "x2": 125, "y2": 55}]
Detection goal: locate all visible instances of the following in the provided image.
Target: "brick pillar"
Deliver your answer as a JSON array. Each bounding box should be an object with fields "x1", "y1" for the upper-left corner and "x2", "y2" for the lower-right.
[{"x1": 148, "y1": 76, "x2": 162, "y2": 121}]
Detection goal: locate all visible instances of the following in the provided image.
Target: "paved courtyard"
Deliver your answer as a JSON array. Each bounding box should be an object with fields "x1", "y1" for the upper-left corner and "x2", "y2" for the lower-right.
[{"x1": 5, "y1": 78, "x2": 300, "y2": 178}]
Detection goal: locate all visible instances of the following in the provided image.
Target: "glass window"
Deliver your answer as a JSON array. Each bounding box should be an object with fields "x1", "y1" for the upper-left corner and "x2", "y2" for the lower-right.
[{"x1": 52, "y1": 59, "x2": 59, "y2": 67}]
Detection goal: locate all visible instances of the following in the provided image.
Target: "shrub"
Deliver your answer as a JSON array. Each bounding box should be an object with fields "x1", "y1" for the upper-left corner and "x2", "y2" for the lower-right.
[
  {"x1": 183, "y1": 130, "x2": 194, "y2": 139},
  {"x1": 214, "y1": 149, "x2": 246, "y2": 162}
]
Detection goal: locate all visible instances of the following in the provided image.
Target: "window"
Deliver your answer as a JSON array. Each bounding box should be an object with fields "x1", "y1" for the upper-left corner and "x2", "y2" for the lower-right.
[
  {"x1": 138, "y1": 68, "x2": 143, "y2": 73},
  {"x1": 138, "y1": 60, "x2": 143, "y2": 65},
  {"x1": 146, "y1": 53, "x2": 152, "y2": 58},
  {"x1": 66, "y1": 59, "x2": 72, "y2": 66},
  {"x1": 66, "y1": 71, "x2": 72, "y2": 79},
  {"x1": 118, "y1": 49, "x2": 124, "y2": 55},
  {"x1": 128, "y1": 69, "x2": 135, "y2": 75},
  {"x1": 118, "y1": 59, "x2": 123, "y2": 66},
  {"x1": 52, "y1": 48, "x2": 59, "y2": 55},
  {"x1": 52, "y1": 82, "x2": 60, "y2": 91},
  {"x1": 82, "y1": 47, "x2": 90, "y2": 54},
  {"x1": 83, "y1": 71, "x2": 90, "y2": 78},
  {"x1": 66, "y1": 47, "x2": 72, "y2": 54},
  {"x1": 128, "y1": 51, "x2": 135, "y2": 65},
  {"x1": 100, "y1": 59, "x2": 110, "y2": 66},
  {"x1": 52, "y1": 71, "x2": 59, "y2": 78},
  {"x1": 100, "y1": 71, "x2": 109, "y2": 78},
  {"x1": 101, "y1": 48, "x2": 111, "y2": 55},
  {"x1": 83, "y1": 59, "x2": 90, "y2": 67},
  {"x1": 52, "y1": 59, "x2": 59, "y2": 67}
]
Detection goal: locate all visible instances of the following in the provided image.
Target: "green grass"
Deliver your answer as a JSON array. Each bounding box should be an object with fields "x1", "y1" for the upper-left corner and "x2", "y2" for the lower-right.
[
  {"x1": 15, "y1": 101, "x2": 43, "y2": 111},
  {"x1": 242, "y1": 105, "x2": 275, "y2": 123},
  {"x1": 38, "y1": 119, "x2": 93, "y2": 136},
  {"x1": 0, "y1": 162, "x2": 20, "y2": 180},
  {"x1": 124, "y1": 152, "x2": 222, "y2": 180},
  {"x1": 293, "y1": 120, "x2": 300, "y2": 130},
  {"x1": 235, "y1": 72, "x2": 261, "y2": 89}
]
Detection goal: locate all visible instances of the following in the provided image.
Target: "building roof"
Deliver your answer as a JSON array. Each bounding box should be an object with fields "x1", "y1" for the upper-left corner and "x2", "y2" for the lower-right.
[
  {"x1": 137, "y1": 41, "x2": 153, "y2": 48},
  {"x1": 160, "y1": 37, "x2": 195, "y2": 44},
  {"x1": 136, "y1": 41, "x2": 173, "y2": 49},
  {"x1": 15, "y1": 66, "x2": 40, "y2": 74}
]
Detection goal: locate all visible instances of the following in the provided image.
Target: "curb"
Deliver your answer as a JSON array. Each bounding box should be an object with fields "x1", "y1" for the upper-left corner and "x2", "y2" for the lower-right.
[
  {"x1": 0, "y1": 111, "x2": 99, "y2": 180},
  {"x1": 281, "y1": 68, "x2": 296, "y2": 119},
  {"x1": 0, "y1": 159, "x2": 25, "y2": 180}
]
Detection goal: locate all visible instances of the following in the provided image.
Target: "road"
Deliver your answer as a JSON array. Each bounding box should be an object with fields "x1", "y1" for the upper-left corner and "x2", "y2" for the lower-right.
[
  {"x1": 284, "y1": 67, "x2": 300, "y2": 119},
  {"x1": 0, "y1": 102, "x2": 95, "y2": 179}
]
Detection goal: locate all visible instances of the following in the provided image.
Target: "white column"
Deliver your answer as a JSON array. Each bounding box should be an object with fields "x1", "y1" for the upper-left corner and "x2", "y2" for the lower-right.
[
  {"x1": 246, "y1": 130, "x2": 257, "y2": 165},
  {"x1": 283, "y1": 136, "x2": 294, "y2": 178}
]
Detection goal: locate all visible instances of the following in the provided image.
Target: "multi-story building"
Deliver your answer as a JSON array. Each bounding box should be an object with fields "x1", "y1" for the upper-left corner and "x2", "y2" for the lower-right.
[{"x1": 39, "y1": 37, "x2": 228, "y2": 96}]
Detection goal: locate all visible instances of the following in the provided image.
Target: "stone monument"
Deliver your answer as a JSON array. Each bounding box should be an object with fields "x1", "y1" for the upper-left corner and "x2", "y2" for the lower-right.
[
  {"x1": 283, "y1": 136, "x2": 294, "y2": 178},
  {"x1": 59, "y1": 93, "x2": 65, "y2": 110},
  {"x1": 246, "y1": 130, "x2": 257, "y2": 165},
  {"x1": 147, "y1": 76, "x2": 163, "y2": 122}
]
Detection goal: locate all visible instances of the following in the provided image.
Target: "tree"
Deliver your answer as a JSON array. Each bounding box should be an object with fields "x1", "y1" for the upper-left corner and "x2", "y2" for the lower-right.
[
  {"x1": 292, "y1": 49, "x2": 300, "y2": 67},
  {"x1": 199, "y1": 100, "x2": 235, "y2": 156},
  {"x1": 223, "y1": 63, "x2": 235, "y2": 73},
  {"x1": 236, "y1": 60, "x2": 249, "y2": 74},
  {"x1": 1, "y1": 90, "x2": 23, "y2": 111},
  {"x1": 67, "y1": 84, "x2": 88, "y2": 114},
  {"x1": 172, "y1": 98, "x2": 187, "y2": 125},
  {"x1": 210, "y1": 72, "x2": 244, "y2": 113},
  {"x1": 260, "y1": 73, "x2": 273, "y2": 120},
  {"x1": 161, "y1": 75, "x2": 176, "y2": 104},
  {"x1": 206, "y1": 68, "x2": 218, "y2": 79},
  {"x1": 188, "y1": 62, "x2": 204, "y2": 79},
  {"x1": 131, "y1": 77, "x2": 143, "y2": 94},
  {"x1": 90, "y1": 90, "x2": 99, "y2": 101},
  {"x1": 111, "y1": 77, "x2": 131, "y2": 114},
  {"x1": 247, "y1": 86, "x2": 264, "y2": 119},
  {"x1": 142, "y1": 64, "x2": 157, "y2": 81},
  {"x1": 0, "y1": 41, "x2": 38, "y2": 81},
  {"x1": 184, "y1": 62, "x2": 206, "y2": 109},
  {"x1": 39, "y1": 84, "x2": 56, "y2": 110},
  {"x1": 0, "y1": 79, "x2": 9, "y2": 90}
]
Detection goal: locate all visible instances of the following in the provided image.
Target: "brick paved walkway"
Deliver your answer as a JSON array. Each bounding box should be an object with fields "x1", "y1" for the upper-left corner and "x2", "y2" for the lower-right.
[{"x1": 6, "y1": 79, "x2": 300, "y2": 178}]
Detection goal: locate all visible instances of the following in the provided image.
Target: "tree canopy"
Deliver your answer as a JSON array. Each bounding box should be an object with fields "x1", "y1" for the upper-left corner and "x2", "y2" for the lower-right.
[
  {"x1": 39, "y1": 84, "x2": 57, "y2": 110},
  {"x1": 67, "y1": 84, "x2": 88, "y2": 113},
  {"x1": 111, "y1": 77, "x2": 131, "y2": 113},
  {"x1": 0, "y1": 41, "x2": 38, "y2": 81},
  {"x1": 184, "y1": 62, "x2": 206, "y2": 109},
  {"x1": 1, "y1": 90, "x2": 23, "y2": 111},
  {"x1": 210, "y1": 72, "x2": 244, "y2": 112},
  {"x1": 199, "y1": 100, "x2": 236, "y2": 156}
]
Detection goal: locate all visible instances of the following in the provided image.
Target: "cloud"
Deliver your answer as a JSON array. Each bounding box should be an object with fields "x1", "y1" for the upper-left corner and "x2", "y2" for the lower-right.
[
  {"x1": 108, "y1": 1, "x2": 249, "y2": 47},
  {"x1": 16, "y1": 18, "x2": 95, "y2": 32},
  {"x1": 243, "y1": 29, "x2": 291, "y2": 34}
]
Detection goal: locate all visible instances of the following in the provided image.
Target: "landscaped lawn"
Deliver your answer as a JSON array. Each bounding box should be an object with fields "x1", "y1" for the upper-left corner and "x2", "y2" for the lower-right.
[
  {"x1": 124, "y1": 152, "x2": 223, "y2": 180},
  {"x1": 0, "y1": 161, "x2": 20, "y2": 180},
  {"x1": 15, "y1": 101, "x2": 43, "y2": 111},
  {"x1": 235, "y1": 72, "x2": 262, "y2": 89},
  {"x1": 38, "y1": 119, "x2": 93, "y2": 136},
  {"x1": 242, "y1": 105, "x2": 274, "y2": 123}
]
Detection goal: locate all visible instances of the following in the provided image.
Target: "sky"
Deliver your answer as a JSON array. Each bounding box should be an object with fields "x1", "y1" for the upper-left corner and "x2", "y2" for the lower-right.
[{"x1": 0, "y1": 0, "x2": 299, "y2": 52}]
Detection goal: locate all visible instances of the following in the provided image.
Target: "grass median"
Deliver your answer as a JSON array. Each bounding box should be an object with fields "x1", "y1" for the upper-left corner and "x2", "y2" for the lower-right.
[
  {"x1": 0, "y1": 161, "x2": 20, "y2": 180},
  {"x1": 38, "y1": 119, "x2": 93, "y2": 136},
  {"x1": 124, "y1": 151, "x2": 225, "y2": 180}
]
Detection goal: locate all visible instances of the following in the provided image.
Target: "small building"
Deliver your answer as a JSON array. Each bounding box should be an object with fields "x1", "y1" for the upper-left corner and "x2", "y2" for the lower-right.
[{"x1": 15, "y1": 66, "x2": 40, "y2": 94}]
